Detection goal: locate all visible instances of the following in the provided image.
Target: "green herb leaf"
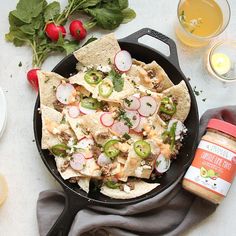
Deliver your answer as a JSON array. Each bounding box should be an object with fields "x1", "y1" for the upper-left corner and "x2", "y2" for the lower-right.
[
  {"x1": 122, "y1": 8, "x2": 136, "y2": 23},
  {"x1": 109, "y1": 70, "x2": 124, "y2": 92},
  {"x1": 11, "y1": 0, "x2": 47, "y2": 23},
  {"x1": 86, "y1": 8, "x2": 124, "y2": 30},
  {"x1": 44, "y1": 1, "x2": 60, "y2": 22}
]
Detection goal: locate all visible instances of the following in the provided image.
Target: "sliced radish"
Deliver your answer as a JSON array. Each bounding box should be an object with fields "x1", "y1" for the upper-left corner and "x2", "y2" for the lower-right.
[
  {"x1": 79, "y1": 103, "x2": 97, "y2": 115},
  {"x1": 68, "y1": 106, "x2": 80, "y2": 118},
  {"x1": 125, "y1": 110, "x2": 140, "y2": 129},
  {"x1": 80, "y1": 149, "x2": 93, "y2": 159},
  {"x1": 100, "y1": 112, "x2": 114, "y2": 127},
  {"x1": 138, "y1": 96, "x2": 157, "y2": 117},
  {"x1": 97, "y1": 153, "x2": 112, "y2": 166},
  {"x1": 114, "y1": 50, "x2": 132, "y2": 72},
  {"x1": 133, "y1": 93, "x2": 141, "y2": 98},
  {"x1": 133, "y1": 116, "x2": 147, "y2": 133},
  {"x1": 56, "y1": 83, "x2": 76, "y2": 105},
  {"x1": 77, "y1": 137, "x2": 94, "y2": 149},
  {"x1": 123, "y1": 96, "x2": 141, "y2": 111},
  {"x1": 155, "y1": 154, "x2": 171, "y2": 174},
  {"x1": 111, "y1": 121, "x2": 129, "y2": 136},
  {"x1": 70, "y1": 153, "x2": 86, "y2": 171}
]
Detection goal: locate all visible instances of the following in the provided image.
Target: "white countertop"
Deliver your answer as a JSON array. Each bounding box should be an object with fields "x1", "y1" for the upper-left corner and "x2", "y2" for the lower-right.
[{"x1": 0, "y1": 0, "x2": 236, "y2": 235}]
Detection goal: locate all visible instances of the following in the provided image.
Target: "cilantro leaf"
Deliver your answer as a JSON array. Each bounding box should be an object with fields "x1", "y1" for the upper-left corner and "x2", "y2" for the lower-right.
[{"x1": 109, "y1": 70, "x2": 124, "y2": 92}]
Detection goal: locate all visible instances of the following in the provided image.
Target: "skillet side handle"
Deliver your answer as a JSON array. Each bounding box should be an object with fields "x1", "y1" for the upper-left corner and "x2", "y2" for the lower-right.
[
  {"x1": 120, "y1": 28, "x2": 181, "y2": 70},
  {"x1": 46, "y1": 190, "x2": 89, "y2": 236}
]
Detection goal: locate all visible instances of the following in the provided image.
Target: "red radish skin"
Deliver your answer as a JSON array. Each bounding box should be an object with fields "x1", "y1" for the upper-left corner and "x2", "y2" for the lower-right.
[
  {"x1": 133, "y1": 116, "x2": 147, "y2": 133},
  {"x1": 68, "y1": 106, "x2": 80, "y2": 118},
  {"x1": 69, "y1": 20, "x2": 87, "y2": 41},
  {"x1": 114, "y1": 50, "x2": 132, "y2": 72},
  {"x1": 123, "y1": 96, "x2": 141, "y2": 111},
  {"x1": 138, "y1": 96, "x2": 157, "y2": 117},
  {"x1": 56, "y1": 83, "x2": 76, "y2": 105},
  {"x1": 27, "y1": 69, "x2": 40, "y2": 91},
  {"x1": 45, "y1": 23, "x2": 66, "y2": 41},
  {"x1": 70, "y1": 153, "x2": 86, "y2": 171},
  {"x1": 125, "y1": 110, "x2": 140, "y2": 129},
  {"x1": 100, "y1": 112, "x2": 114, "y2": 127},
  {"x1": 111, "y1": 121, "x2": 130, "y2": 136}
]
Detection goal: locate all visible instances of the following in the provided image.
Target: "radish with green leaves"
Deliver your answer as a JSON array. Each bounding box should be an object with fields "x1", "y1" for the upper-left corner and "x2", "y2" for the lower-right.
[
  {"x1": 45, "y1": 23, "x2": 66, "y2": 41},
  {"x1": 69, "y1": 20, "x2": 87, "y2": 41},
  {"x1": 27, "y1": 69, "x2": 40, "y2": 91}
]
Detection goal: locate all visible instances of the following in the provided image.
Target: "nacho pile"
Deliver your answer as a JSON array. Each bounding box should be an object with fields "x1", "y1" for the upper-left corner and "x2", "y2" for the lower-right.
[{"x1": 38, "y1": 34, "x2": 190, "y2": 199}]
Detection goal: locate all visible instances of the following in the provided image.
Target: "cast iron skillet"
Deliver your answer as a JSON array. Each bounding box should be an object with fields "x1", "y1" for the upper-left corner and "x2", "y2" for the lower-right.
[{"x1": 34, "y1": 28, "x2": 199, "y2": 236}]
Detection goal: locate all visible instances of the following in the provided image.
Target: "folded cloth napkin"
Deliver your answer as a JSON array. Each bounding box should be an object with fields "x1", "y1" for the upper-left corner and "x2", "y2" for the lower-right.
[{"x1": 37, "y1": 106, "x2": 236, "y2": 236}]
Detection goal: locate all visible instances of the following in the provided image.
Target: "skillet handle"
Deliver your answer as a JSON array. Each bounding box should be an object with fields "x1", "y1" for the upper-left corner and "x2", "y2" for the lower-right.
[
  {"x1": 46, "y1": 189, "x2": 89, "y2": 236},
  {"x1": 120, "y1": 28, "x2": 181, "y2": 70}
]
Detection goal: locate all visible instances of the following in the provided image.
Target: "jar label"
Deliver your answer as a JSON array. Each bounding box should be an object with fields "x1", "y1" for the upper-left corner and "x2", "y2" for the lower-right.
[{"x1": 184, "y1": 139, "x2": 236, "y2": 197}]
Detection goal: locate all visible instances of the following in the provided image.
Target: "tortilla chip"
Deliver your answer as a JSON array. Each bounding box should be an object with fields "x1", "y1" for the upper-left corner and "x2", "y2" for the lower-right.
[
  {"x1": 77, "y1": 112, "x2": 112, "y2": 145},
  {"x1": 100, "y1": 180, "x2": 159, "y2": 199},
  {"x1": 38, "y1": 71, "x2": 64, "y2": 108},
  {"x1": 69, "y1": 73, "x2": 135, "y2": 103},
  {"x1": 64, "y1": 111, "x2": 85, "y2": 141},
  {"x1": 69, "y1": 71, "x2": 97, "y2": 94},
  {"x1": 41, "y1": 105, "x2": 63, "y2": 149},
  {"x1": 162, "y1": 80, "x2": 191, "y2": 122},
  {"x1": 127, "y1": 61, "x2": 174, "y2": 92},
  {"x1": 79, "y1": 158, "x2": 101, "y2": 177},
  {"x1": 73, "y1": 33, "x2": 120, "y2": 66},
  {"x1": 93, "y1": 77, "x2": 135, "y2": 103},
  {"x1": 122, "y1": 139, "x2": 160, "y2": 179},
  {"x1": 143, "y1": 61, "x2": 174, "y2": 91},
  {"x1": 55, "y1": 156, "x2": 82, "y2": 179},
  {"x1": 77, "y1": 177, "x2": 90, "y2": 193}
]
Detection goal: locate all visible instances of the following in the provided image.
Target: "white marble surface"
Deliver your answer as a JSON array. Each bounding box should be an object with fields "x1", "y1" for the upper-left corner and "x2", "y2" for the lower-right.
[{"x1": 0, "y1": 0, "x2": 236, "y2": 235}]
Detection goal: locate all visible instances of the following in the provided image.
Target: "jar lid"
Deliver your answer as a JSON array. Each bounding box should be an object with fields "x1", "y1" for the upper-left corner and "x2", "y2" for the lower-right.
[{"x1": 207, "y1": 118, "x2": 236, "y2": 138}]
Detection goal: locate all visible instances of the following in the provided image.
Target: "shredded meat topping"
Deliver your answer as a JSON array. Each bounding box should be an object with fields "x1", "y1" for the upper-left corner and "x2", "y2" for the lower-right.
[
  {"x1": 160, "y1": 112, "x2": 172, "y2": 122},
  {"x1": 60, "y1": 160, "x2": 70, "y2": 172},
  {"x1": 60, "y1": 131, "x2": 71, "y2": 143},
  {"x1": 53, "y1": 100, "x2": 64, "y2": 112}
]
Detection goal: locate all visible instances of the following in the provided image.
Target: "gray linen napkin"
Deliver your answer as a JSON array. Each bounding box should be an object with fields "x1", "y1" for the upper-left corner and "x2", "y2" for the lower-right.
[{"x1": 37, "y1": 106, "x2": 236, "y2": 236}]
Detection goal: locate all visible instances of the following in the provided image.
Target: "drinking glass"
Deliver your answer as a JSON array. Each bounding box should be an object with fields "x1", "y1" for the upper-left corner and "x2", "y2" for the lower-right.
[{"x1": 175, "y1": 0, "x2": 231, "y2": 47}]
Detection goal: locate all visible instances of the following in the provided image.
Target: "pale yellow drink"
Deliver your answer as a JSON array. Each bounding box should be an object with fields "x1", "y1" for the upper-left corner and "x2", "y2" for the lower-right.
[{"x1": 176, "y1": 0, "x2": 224, "y2": 47}]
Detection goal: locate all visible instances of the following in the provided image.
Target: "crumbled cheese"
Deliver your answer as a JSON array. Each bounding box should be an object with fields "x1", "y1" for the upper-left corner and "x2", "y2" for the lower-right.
[
  {"x1": 123, "y1": 185, "x2": 131, "y2": 193},
  {"x1": 135, "y1": 167, "x2": 143, "y2": 177},
  {"x1": 52, "y1": 127, "x2": 60, "y2": 135},
  {"x1": 140, "y1": 160, "x2": 146, "y2": 166},
  {"x1": 97, "y1": 65, "x2": 111, "y2": 73},
  {"x1": 143, "y1": 165, "x2": 152, "y2": 170}
]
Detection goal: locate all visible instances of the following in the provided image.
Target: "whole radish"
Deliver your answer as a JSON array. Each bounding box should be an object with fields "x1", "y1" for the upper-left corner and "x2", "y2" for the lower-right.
[
  {"x1": 27, "y1": 68, "x2": 40, "y2": 91},
  {"x1": 69, "y1": 20, "x2": 87, "y2": 41},
  {"x1": 45, "y1": 23, "x2": 66, "y2": 41}
]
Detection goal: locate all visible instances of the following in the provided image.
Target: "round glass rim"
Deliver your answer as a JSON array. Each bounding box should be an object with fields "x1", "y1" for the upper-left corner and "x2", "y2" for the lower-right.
[
  {"x1": 177, "y1": 0, "x2": 231, "y2": 40},
  {"x1": 208, "y1": 40, "x2": 236, "y2": 82}
]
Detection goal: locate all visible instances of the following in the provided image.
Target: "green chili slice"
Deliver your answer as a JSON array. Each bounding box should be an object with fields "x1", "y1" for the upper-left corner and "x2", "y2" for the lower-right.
[
  {"x1": 99, "y1": 80, "x2": 113, "y2": 97},
  {"x1": 84, "y1": 70, "x2": 103, "y2": 85},
  {"x1": 159, "y1": 97, "x2": 176, "y2": 115},
  {"x1": 51, "y1": 144, "x2": 69, "y2": 157},
  {"x1": 134, "y1": 140, "x2": 151, "y2": 158},
  {"x1": 81, "y1": 97, "x2": 100, "y2": 110},
  {"x1": 105, "y1": 180, "x2": 120, "y2": 189},
  {"x1": 104, "y1": 140, "x2": 120, "y2": 159}
]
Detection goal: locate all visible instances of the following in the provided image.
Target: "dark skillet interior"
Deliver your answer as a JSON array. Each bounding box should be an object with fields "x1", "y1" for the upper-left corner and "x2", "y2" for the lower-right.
[{"x1": 34, "y1": 41, "x2": 199, "y2": 205}]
